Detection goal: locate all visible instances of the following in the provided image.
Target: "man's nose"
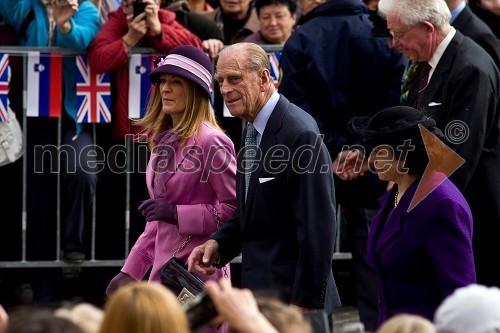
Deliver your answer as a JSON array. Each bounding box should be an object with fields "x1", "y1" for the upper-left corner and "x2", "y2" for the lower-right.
[{"x1": 219, "y1": 81, "x2": 229, "y2": 95}]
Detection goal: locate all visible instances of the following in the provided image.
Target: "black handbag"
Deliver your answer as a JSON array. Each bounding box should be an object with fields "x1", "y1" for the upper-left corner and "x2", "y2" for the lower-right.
[
  {"x1": 159, "y1": 208, "x2": 223, "y2": 304},
  {"x1": 159, "y1": 256, "x2": 205, "y2": 304}
]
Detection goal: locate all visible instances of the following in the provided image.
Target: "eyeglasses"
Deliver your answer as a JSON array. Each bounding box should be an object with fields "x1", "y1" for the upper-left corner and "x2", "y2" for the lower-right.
[{"x1": 389, "y1": 24, "x2": 418, "y2": 41}]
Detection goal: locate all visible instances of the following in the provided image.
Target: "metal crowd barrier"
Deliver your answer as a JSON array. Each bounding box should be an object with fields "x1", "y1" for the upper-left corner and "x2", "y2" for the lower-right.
[{"x1": 0, "y1": 46, "x2": 350, "y2": 269}]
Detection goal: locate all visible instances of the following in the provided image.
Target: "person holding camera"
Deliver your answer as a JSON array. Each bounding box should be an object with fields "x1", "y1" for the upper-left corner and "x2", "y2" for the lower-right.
[
  {"x1": 0, "y1": 0, "x2": 100, "y2": 301},
  {"x1": 105, "y1": 46, "x2": 237, "y2": 315},
  {"x1": 87, "y1": 0, "x2": 203, "y2": 141}
]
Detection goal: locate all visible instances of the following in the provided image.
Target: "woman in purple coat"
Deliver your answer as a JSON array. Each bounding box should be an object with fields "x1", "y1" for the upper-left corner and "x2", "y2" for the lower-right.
[
  {"x1": 106, "y1": 46, "x2": 237, "y2": 300},
  {"x1": 348, "y1": 106, "x2": 476, "y2": 326}
]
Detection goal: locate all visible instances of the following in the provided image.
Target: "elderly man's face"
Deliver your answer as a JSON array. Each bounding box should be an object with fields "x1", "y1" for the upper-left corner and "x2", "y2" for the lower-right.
[
  {"x1": 387, "y1": 13, "x2": 434, "y2": 62},
  {"x1": 215, "y1": 53, "x2": 267, "y2": 122},
  {"x1": 259, "y1": 4, "x2": 296, "y2": 44},
  {"x1": 220, "y1": 0, "x2": 252, "y2": 20}
]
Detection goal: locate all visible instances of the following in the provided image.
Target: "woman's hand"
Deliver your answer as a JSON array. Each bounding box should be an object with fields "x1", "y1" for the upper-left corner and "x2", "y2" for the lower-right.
[
  {"x1": 333, "y1": 149, "x2": 368, "y2": 181},
  {"x1": 205, "y1": 279, "x2": 279, "y2": 333},
  {"x1": 202, "y1": 39, "x2": 224, "y2": 59},
  {"x1": 144, "y1": 0, "x2": 162, "y2": 36},
  {"x1": 52, "y1": 0, "x2": 79, "y2": 34},
  {"x1": 123, "y1": 12, "x2": 148, "y2": 48},
  {"x1": 138, "y1": 198, "x2": 178, "y2": 224}
]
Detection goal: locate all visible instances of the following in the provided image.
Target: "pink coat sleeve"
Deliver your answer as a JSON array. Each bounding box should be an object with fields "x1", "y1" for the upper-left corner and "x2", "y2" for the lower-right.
[
  {"x1": 177, "y1": 132, "x2": 237, "y2": 235},
  {"x1": 121, "y1": 220, "x2": 157, "y2": 280}
]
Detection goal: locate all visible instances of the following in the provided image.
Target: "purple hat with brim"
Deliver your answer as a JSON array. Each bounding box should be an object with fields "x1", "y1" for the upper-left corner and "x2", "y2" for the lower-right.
[{"x1": 149, "y1": 45, "x2": 212, "y2": 98}]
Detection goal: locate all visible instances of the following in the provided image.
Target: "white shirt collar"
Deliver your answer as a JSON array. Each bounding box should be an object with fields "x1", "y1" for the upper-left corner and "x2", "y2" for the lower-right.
[
  {"x1": 251, "y1": 91, "x2": 280, "y2": 146},
  {"x1": 427, "y1": 27, "x2": 456, "y2": 83}
]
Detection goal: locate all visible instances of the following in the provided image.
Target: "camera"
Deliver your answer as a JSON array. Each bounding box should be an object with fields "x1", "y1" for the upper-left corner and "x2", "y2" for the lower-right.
[
  {"x1": 133, "y1": 0, "x2": 147, "y2": 17},
  {"x1": 183, "y1": 292, "x2": 218, "y2": 332}
]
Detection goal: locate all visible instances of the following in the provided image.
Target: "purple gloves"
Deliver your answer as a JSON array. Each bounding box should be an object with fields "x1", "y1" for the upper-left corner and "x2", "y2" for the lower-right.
[
  {"x1": 138, "y1": 198, "x2": 178, "y2": 224},
  {"x1": 106, "y1": 272, "x2": 135, "y2": 297}
]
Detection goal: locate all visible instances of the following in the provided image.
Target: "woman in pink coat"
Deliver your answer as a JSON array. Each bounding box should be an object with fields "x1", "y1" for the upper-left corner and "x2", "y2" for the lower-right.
[{"x1": 106, "y1": 46, "x2": 237, "y2": 299}]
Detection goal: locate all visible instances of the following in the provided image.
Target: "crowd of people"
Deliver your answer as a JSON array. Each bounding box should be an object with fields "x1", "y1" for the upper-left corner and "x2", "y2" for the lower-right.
[{"x1": 1, "y1": 0, "x2": 500, "y2": 331}]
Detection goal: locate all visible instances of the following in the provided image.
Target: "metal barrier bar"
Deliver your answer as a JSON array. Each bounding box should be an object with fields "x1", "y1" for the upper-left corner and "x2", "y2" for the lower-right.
[
  {"x1": 21, "y1": 53, "x2": 28, "y2": 263},
  {"x1": 0, "y1": 46, "x2": 351, "y2": 269}
]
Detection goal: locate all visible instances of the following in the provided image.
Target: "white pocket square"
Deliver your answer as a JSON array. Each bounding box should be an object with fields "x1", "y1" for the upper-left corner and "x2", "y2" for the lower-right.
[
  {"x1": 259, "y1": 177, "x2": 275, "y2": 184},
  {"x1": 428, "y1": 102, "x2": 442, "y2": 107}
]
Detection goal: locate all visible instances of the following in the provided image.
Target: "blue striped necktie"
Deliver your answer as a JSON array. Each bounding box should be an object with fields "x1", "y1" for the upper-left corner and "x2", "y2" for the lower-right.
[{"x1": 244, "y1": 123, "x2": 257, "y2": 202}]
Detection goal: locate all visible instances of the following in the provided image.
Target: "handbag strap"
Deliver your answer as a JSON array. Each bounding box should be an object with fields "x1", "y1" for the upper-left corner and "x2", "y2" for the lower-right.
[
  {"x1": 171, "y1": 206, "x2": 228, "y2": 278},
  {"x1": 172, "y1": 206, "x2": 222, "y2": 257},
  {"x1": 172, "y1": 235, "x2": 192, "y2": 258}
]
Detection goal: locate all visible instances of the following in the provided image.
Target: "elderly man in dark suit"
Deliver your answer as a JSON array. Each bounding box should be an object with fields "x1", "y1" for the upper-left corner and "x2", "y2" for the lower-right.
[
  {"x1": 378, "y1": 0, "x2": 500, "y2": 288},
  {"x1": 188, "y1": 42, "x2": 341, "y2": 313}
]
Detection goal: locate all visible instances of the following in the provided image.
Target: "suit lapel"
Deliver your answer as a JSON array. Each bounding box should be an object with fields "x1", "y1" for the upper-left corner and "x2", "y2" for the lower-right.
[
  {"x1": 374, "y1": 185, "x2": 415, "y2": 256},
  {"x1": 421, "y1": 35, "x2": 462, "y2": 108},
  {"x1": 156, "y1": 136, "x2": 196, "y2": 188},
  {"x1": 408, "y1": 33, "x2": 462, "y2": 109},
  {"x1": 146, "y1": 153, "x2": 157, "y2": 198},
  {"x1": 452, "y1": 6, "x2": 472, "y2": 32},
  {"x1": 242, "y1": 95, "x2": 287, "y2": 226}
]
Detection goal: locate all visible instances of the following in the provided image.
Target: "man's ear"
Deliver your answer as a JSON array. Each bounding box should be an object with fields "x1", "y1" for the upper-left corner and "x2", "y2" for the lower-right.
[
  {"x1": 259, "y1": 68, "x2": 272, "y2": 92},
  {"x1": 421, "y1": 20, "x2": 435, "y2": 34}
]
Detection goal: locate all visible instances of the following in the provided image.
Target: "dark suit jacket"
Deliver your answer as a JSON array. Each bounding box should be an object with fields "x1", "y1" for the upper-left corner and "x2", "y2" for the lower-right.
[
  {"x1": 408, "y1": 31, "x2": 500, "y2": 286},
  {"x1": 213, "y1": 95, "x2": 341, "y2": 312},
  {"x1": 452, "y1": 5, "x2": 500, "y2": 69},
  {"x1": 368, "y1": 175, "x2": 476, "y2": 325}
]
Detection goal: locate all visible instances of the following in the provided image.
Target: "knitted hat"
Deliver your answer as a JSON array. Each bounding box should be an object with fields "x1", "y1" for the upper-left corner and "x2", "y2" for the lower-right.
[{"x1": 149, "y1": 45, "x2": 212, "y2": 98}]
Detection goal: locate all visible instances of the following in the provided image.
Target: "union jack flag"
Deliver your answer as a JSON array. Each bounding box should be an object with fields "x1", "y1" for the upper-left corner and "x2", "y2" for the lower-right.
[
  {"x1": 268, "y1": 51, "x2": 281, "y2": 89},
  {"x1": 0, "y1": 53, "x2": 10, "y2": 122},
  {"x1": 76, "y1": 55, "x2": 111, "y2": 123}
]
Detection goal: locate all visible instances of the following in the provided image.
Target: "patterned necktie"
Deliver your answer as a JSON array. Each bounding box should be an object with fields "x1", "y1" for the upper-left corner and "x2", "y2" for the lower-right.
[
  {"x1": 244, "y1": 123, "x2": 257, "y2": 202},
  {"x1": 416, "y1": 62, "x2": 431, "y2": 109},
  {"x1": 400, "y1": 61, "x2": 420, "y2": 105}
]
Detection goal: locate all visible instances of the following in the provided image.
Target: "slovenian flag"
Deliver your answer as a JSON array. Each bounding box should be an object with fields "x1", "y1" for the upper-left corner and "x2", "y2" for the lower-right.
[
  {"x1": 0, "y1": 53, "x2": 9, "y2": 122},
  {"x1": 76, "y1": 55, "x2": 111, "y2": 123},
  {"x1": 268, "y1": 51, "x2": 281, "y2": 89},
  {"x1": 128, "y1": 54, "x2": 154, "y2": 119},
  {"x1": 27, "y1": 52, "x2": 62, "y2": 117}
]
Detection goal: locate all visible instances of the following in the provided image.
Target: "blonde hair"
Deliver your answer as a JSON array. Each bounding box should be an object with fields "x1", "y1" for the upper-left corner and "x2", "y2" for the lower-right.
[
  {"x1": 98, "y1": 282, "x2": 190, "y2": 333},
  {"x1": 256, "y1": 297, "x2": 313, "y2": 333},
  {"x1": 377, "y1": 314, "x2": 436, "y2": 333},
  {"x1": 55, "y1": 303, "x2": 104, "y2": 333},
  {"x1": 135, "y1": 76, "x2": 222, "y2": 150}
]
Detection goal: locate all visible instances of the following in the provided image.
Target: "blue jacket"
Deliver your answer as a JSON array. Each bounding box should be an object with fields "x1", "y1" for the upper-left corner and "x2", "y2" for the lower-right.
[
  {"x1": 0, "y1": 0, "x2": 100, "y2": 134},
  {"x1": 280, "y1": 0, "x2": 406, "y2": 157}
]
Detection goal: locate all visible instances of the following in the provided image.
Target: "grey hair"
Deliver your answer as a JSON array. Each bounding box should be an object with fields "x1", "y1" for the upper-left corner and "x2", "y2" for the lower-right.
[
  {"x1": 219, "y1": 43, "x2": 270, "y2": 73},
  {"x1": 378, "y1": 0, "x2": 451, "y2": 29}
]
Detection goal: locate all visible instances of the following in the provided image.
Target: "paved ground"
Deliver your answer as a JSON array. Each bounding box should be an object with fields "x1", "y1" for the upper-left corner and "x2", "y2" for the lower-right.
[{"x1": 332, "y1": 306, "x2": 364, "y2": 333}]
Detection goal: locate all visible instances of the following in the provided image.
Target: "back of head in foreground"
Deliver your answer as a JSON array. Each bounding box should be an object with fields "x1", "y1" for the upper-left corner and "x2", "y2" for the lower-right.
[
  {"x1": 256, "y1": 297, "x2": 312, "y2": 333},
  {"x1": 434, "y1": 284, "x2": 500, "y2": 333},
  {"x1": 377, "y1": 314, "x2": 436, "y2": 333},
  {"x1": 98, "y1": 282, "x2": 190, "y2": 333},
  {"x1": 5, "y1": 308, "x2": 84, "y2": 333},
  {"x1": 55, "y1": 303, "x2": 104, "y2": 333}
]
